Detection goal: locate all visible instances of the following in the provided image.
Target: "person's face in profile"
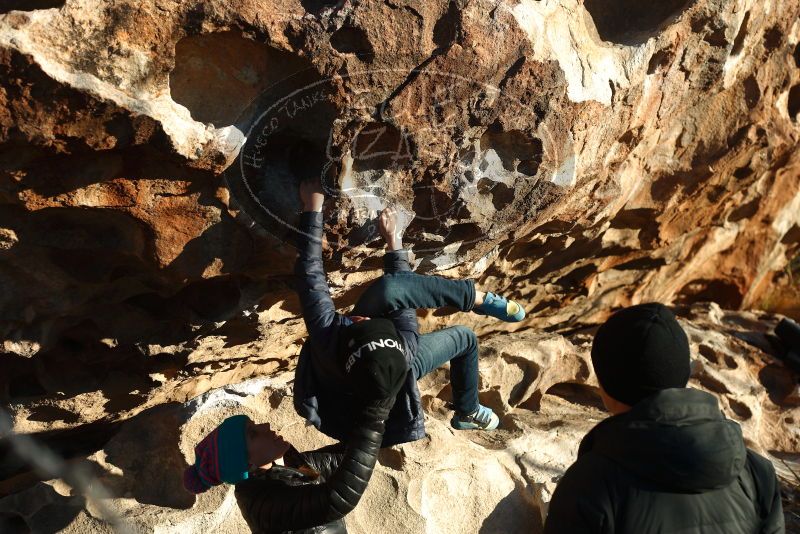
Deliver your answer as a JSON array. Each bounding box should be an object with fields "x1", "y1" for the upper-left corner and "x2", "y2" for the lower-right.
[{"x1": 246, "y1": 419, "x2": 291, "y2": 470}]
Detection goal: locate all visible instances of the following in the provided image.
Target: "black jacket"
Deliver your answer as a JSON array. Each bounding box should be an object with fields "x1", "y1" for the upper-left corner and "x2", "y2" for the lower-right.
[
  {"x1": 235, "y1": 401, "x2": 391, "y2": 533},
  {"x1": 544, "y1": 388, "x2": 785, "y2": 534},
  {"x1": 292, "y1": 211, "x2": 426, "y2": 446}
]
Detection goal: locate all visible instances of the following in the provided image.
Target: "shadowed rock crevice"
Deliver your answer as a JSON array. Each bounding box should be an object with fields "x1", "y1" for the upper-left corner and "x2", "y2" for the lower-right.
[
  {"x1": 584, "y1": 0, "x2": 693, "y2": 45},
  {"x1": 676, "y1": 279, "x2": 744, "y2": 309},
  {"x1": 0, "y1": 486, "x2": 85, "y2": 533},
  {"x1": 762, "y1": 26, "x2": 782, "y2": 54},
  {"x1": 300, "y1": 0, "x2": 339, "y2": 13},
  {"x1": 479, "y1": 126, "x2": 542, "y2": 177},
  {"x1": 330, "y1": 26, "x2": 375, "y2": 62},
  {"x1": 648, "y1": 47, "x2": 675, "y2": 73},
  {"x1": 545, "y1": 382, "x2": 605, "y2": 411},
  {"x1": 0, "y1": 0, "x2": 64, "y2": 14},
  {"x1": 169, "y1": 31, "x2": 315, "y2": 127},
  {"x1": 743, "y1": 75, "x2": 760, "y2": 109},
  {"x1": 433, "y1": 1, "x2": 461, "y2": 50},
  {"x1": 0, "y1": 419, "x2": 121, "y2": 484},
  {"x1": 789, "y1": 84, "x2": 800, "y2": 121}
]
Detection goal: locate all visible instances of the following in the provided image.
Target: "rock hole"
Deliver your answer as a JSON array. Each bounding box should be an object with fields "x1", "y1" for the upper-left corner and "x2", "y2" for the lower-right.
[
  {"x1": 170, "y1": 31, "x2": 313, "y2": 127},
  {"x1": 647, "y1": 47, "x2": 674, "y2": 74},
  {"x1": 675, "y1": 278, "x2": 743, "y2": 309},
  {"x1": 724, "y1": 355, "x2": 738, "y2": 369},
  {"x1": 759, "y1": 364, "x2": 796, "y2": 405},
  {"x1": 544, "y1": 419, "x2": 566, "y2": 430},
  {"x1": 724, "y1": 126, "x2": 750, "y2": 152},
  {"x1": 690, "y1": 14, "x2": 727, "y2": 48},
  {"x1": 696, "y1": 371, "x2": 731, "y2": 394},
  {"x1": 300, "y1": 0, "x2": 339, "y2": 12},
  {"x1": 584, "y1": 0, "x2": 693, "y2": 45},
  {"x1": 477, "y1": 178, "x2": 515, "y2": 211},
  {"x1": 433, "y1": 1, "x2": 460, "y2": 49},
  {"x1": 545, "y1": 382, "x2": 605, "y2": 410},
  {"x1": 479, "y1": 126, "x2": 542, "y2": 177},
  {"x1": 330, "y1": 26, "x2": 375, "y2": 62},
  {"x1": 762, "y1": 26, "x2": 783, "y2": 53},
  {"x1": 555, "y1": 263, "x2": 597, "y2": 288},
  {"x1": 788, "y1": 84, "x2": 800, "y2": 121},
  {"x1": 613, "y1": 256, "x2": 667, "y2": 271},
  {"x1": 103, "y1": 392, "x2": 148, "y2": 413},
  {"x1": 729, "y1": 398, "x2": 752, "y2": 420},
  {"x1": 378, "y1": 448, "x2": 405, "y2": 470},
  {"x1": 698, "y1": 344, "x2": 719, "y2": 364},
  {"x1": 781, "y1": 224, "x2": 800, "y2": 245},
  {"x1": 0, "y1": 0, "x2": 64, "y2": 14},
  {"x1": 619, "y1": 127, "x2": 642, "y2": 146},
  {"x1": 728, "y1": 197, "x2": 760, "y2": 222},
  {"x1": 730, "y1": 11, "x2": 749, "y2": 56},
  {"x1": 500, "y1": 353, "x2": 541, "y2": 406},
  {"x1": 703, "y1": 24, "x2": 728, "y2": 48},
  {"x1": 267, "y1": 390, "x2": 284, "y2": 410},
  {"x1": 743, "y1": 75, "x2": 760, "y2": 109},
  {"x1": 26, "y1": 405, "x2": 80, "y2": 424},
  {"x1": 518, "y1": 390, "x2": 543, "y2": 412},
  {"x1": 447, "y1": 222, "x2": 484, "y2": 244},
  {"x1": 733, "y1": 164, "x2": 752, "y2": 179}
]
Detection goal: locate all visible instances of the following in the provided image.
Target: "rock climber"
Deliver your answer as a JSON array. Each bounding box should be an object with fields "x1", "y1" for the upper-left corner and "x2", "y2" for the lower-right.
[
  {"x1": 543, "y1": 303, "x2": 785, "y2": 533},
  {"x1": 182, "y1": 327, "x2": 408, "y2": 533},
  {"x1": 293, "y1": 177, "x2": 526, "y2": 446}
]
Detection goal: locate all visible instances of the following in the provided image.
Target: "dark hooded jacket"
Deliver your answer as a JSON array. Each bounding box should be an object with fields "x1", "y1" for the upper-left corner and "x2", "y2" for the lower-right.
[
  {"x1": 544, "y1": 388, "x2": 784, "y2": 534},
  {"x1": 292, "y1": 211, "x2": 426, "y2": 446}
]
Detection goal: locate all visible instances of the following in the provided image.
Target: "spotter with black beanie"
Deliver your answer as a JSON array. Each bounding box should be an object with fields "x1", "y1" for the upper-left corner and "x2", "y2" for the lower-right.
[
  {"x1": 543, "y1": 303, "x2": 785, "y2": 534},
  {"x1": 293, "y1": 178, "x2": 527, "y2": 446}
]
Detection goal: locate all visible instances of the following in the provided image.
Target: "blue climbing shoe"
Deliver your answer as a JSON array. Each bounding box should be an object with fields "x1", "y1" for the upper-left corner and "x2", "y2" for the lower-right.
[
  {"x1": 451, "y1": 404, "x2": 500, "y2": 431},
  {"x1": 473, "y1": 292, "x2": 526, "y2": 322}
]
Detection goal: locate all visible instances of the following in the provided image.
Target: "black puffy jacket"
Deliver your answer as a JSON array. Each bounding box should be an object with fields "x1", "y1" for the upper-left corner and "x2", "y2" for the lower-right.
[
  {"x1": 234, "y1": 401, "x2": 389, "y2": 533},
  {"x1": 544, "y1": 388, "x2": 784, "y2": 533}
]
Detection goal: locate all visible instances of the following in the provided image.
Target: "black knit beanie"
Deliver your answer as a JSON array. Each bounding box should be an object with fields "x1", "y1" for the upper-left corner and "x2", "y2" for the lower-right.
[
  {"x1": 337, "y1": 318, "x2": 408, "y2": 400},
  {"x1": 591, "y1": 303, "x2": 691, "y2": 406}
]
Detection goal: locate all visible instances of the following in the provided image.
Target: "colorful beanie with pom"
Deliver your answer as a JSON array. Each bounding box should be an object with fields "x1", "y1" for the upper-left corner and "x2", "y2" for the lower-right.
[{"x1": 183, "y1": 414, "x2": 250, "y2": 494}]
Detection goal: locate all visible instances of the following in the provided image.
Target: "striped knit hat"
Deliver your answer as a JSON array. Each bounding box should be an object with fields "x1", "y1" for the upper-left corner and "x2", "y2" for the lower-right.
[{"x1": 183, "y1": 414, "x2": 250, "y2": 494}]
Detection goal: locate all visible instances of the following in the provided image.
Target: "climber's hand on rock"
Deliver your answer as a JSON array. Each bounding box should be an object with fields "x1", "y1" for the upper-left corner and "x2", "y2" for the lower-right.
[
  {"x1": 299, "y1": 179, "x2": 325, "y2": 213},
  {"x1": 379, "y1": 206, "x2": 406, "y2": 251}
]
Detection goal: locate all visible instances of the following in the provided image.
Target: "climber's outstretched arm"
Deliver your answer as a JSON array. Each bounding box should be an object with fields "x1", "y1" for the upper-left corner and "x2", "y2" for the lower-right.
[{"x1": 293, "y1": 180, "x2": 339, "y2": 342}]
